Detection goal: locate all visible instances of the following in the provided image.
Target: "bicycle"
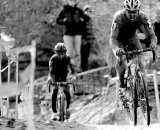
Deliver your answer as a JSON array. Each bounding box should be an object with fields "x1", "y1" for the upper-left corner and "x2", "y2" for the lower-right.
[
  {"x1": 48, "y1": 81, "x2": 75, "y2": 121},
  {"x1": 117, "y1": 48, "x2": 156, "y2": 126}
]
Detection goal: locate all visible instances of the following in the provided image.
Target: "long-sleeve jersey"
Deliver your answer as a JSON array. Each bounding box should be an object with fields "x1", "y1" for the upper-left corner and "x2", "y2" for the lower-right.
[{"x1": 110, "y1": 10, "x2": 157, "y2": 52}]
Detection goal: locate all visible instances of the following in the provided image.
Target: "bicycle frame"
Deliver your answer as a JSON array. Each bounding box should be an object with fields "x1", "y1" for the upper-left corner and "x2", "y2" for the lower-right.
[
  {"x1": 127, "y1": 55, "x2": 142, "y2": 85},
  {"x1": 123, "y1": 48, "x2": 155, "y2": 90},
  {"x1": 57, "y1": 83, "x2": 67, "y2": 120},
  {"x1": 120, "y1": 48, "x2": 154, "y2": 126},
  {"x1": 57, "y1": 84, "x2": 66, "y2": 100},
  {"x1": 49, "y1": 82, "x2": 74, "y2": 121}
]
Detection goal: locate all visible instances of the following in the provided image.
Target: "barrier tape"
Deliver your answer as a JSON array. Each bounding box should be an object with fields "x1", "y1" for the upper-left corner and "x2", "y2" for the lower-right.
[{"x1": 0, "y1": 56, "x2": 16, "y2": 72}]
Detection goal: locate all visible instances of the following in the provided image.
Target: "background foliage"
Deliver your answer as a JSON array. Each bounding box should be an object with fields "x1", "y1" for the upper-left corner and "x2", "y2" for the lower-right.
[{"x1": 0, "y1": 0, "x2": 160, "y2": 78}]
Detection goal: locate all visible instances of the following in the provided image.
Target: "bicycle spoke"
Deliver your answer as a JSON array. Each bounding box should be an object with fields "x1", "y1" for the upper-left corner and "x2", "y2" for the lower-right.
[
  {"x1": 118, "y1": 76, "x2": 137, "y2": 125},
  {"x1": 138, "y1": 76, "x2": 150, "y2": 126}
]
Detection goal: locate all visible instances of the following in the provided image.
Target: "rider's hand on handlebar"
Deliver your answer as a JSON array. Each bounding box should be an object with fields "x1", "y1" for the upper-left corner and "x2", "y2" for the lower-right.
[
  {"x1": 80, "y1": 18, "x2": 84, "y2": 22},
  {"x1": 150, "y1": 42, "x2": 158, "y2": 51},
  {"x1": 69, "y1": 75, "x2": 76, "y2": 82},
  {"x1": 47, "y1": 77, "x2": 53, "y2": 84},
  {"x1": 116, "y1": 48, "x2": 125, "y2": 57},
  {"x1": 63, "y1": 18, "x2": 67, "y2": 22}
]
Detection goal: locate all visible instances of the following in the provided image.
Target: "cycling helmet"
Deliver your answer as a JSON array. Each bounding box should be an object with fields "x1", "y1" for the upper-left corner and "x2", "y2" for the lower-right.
[
  {"x1": 66, "y1": 0, "x2": 77, "y2": 4},
  {"x1": 123, "y1": 0, "x2": 141, "y2": 11},
  {"x1": 54, "y1": 43, "x2": 67, "y2": 54},
  {"x1": 83, "y1": 5, "x2": 92, "y2": 12}
]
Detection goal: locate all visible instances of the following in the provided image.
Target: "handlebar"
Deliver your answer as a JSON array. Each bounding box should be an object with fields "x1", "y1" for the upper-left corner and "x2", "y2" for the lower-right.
[
  {"x1": 48, "y1": 81, "x2": 75, "y2": 92},
  {"x1": 118, "y1": 48, "x2": 156, "y2": 61},
  {"x1": 50, "y1": 82, "x2": 73, "y2": 86}
]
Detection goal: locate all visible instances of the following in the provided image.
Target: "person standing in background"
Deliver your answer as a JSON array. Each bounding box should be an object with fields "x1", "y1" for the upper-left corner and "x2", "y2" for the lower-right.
[
  {"x1": 56, "y1": 0, "x2": 89, "y2": 72},
  {"x1": 153, "y1": 9, "x2": 160, "y2": 57},
  {"x1": 81, "y1": 5, "x2": 95, "y2": 71}
]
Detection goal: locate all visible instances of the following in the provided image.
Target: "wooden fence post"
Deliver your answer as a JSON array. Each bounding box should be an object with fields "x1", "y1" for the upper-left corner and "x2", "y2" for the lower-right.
[
  {"x1": 26, "y1": 40, "x2": 36, "y2": 130},
  {"x1": 0, "y1": 51, "x2": 2, "y2": 116},
  {"x1": 15, "y1": 55, "x2": 19, "y2": 118},
  {"x1": 153, "y1": 70, "x2": 160, "y2": 121},
  {"x1": 6, "y1": 57, "x2": 10, "y2": 117}
]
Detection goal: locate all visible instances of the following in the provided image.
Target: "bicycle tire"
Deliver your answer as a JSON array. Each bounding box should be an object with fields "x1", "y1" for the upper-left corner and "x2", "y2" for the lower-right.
[
  {"x1": 59, "y1": 96, "x2": 65, "y2": 121},
  {"x1": 133, "y1": 77, "x2": 138, "y2": 126},
  {"x1": 138, "y1": 75, "x2": 150, "y2": 126}
]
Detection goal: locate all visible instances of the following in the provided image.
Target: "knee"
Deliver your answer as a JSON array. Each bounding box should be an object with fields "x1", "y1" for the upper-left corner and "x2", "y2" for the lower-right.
[
  {"x1": 52, "y1": 89, "x2": 58, "y2": 97},
  {"x1": 64, "y1": 91, "x2": 70, "y2": 98},
  {"x1": 140, "y1": 62, "x2": 146, "y2": 73},
  {"x1": 116, "y1": 57, "x2": 125, "y2": 68},
  {"x1": 139, "y1": 56, "x2": 146, "y2": 72},
  {"x1": 116, "y1": 60, "x2": 126, "y2": 75}
]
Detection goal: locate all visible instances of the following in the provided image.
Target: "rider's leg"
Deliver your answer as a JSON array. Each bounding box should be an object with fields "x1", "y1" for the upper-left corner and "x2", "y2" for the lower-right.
[
  {"x1": 116, "y1": 56, "x2": 127, "y2": 88},
  {"x1": 115, "y1": 56, "x2": 129, "y2": 108},
  {"x1": 64, "y1": 90, "x2": 71, "y2": 119},
  {"x1": 64, "y1": 90, "x2": 71, "y2": 109},
  {"x1": 51, "y1": 88, "x2": 59, "y2": 120},
  {"x1": 51, "y1": 88, "x2": 58, "y2": 113}
]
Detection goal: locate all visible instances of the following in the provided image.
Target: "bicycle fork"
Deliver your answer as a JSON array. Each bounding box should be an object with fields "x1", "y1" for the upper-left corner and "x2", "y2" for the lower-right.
[{"x1": 57, "y1": 88, "x2": 67, "y2": 119}]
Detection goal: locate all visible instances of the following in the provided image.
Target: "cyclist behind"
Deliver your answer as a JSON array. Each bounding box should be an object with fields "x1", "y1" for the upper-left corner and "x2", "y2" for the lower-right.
[
  {"x1": 110, "y1": 0, "x2": 157, "y2": 94},
  {"x1": 47, "y1": 42, "x2": 76, "y2": 120}
]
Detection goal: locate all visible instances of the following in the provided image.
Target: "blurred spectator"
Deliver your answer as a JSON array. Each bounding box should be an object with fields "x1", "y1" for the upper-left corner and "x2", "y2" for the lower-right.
[
  {"x1": 81, "y1": 5, "x2": 95, "y2": 71},
  {"x1": 153, "y1": 10, "x2": 160, "y2": 45},
  {"x1": 56, "y1": 0, "x2": 89, "y2": 72},
  {"x1": 153, "y1": 9, "x2": 160, "y2": 57}
]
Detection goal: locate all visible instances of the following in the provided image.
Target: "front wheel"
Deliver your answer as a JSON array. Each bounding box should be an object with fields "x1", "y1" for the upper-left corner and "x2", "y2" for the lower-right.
[
  {"x1": 57, "y1": 95, "x2": 67, "y2": 122},
  {"x1": 138, "y1": 75, "x2": 150, "y2": 126},
  {"x1": 133, "y1": 77, "x2": 138, "y2": 126},
  {"x1": 121, "y1": 76, "x2": 137, "y2": 125},
  {"x1": 59, "y1": 96, "x2": 65, "y2": 121}
]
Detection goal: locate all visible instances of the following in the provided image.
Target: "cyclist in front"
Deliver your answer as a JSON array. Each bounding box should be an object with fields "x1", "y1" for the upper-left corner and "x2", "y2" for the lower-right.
[
  {"x1": 110, "y1": 0, "x2": 157, "y2": 99},
  {"x1": 47, "y1": 43, "x2": 76, "y2": 120}
]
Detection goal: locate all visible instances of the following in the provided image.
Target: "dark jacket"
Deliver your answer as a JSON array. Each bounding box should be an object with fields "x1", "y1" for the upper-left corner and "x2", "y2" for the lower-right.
[
  {"x1": 56, "y1": 5, "x2": 89, "y2": 36},
  {"x1": 82, "y1": 15, "x2": 95, "y2": 44},
  {"x1": 153, "y1": 22, "x2": 160, "y2": 45}
]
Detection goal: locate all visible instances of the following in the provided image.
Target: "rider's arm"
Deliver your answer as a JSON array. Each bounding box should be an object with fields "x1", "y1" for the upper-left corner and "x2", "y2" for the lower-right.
[
  {"x1": 110, "y1": 12, "x2": 122, "y2": 55},
  {"x1": 48, "y1": 56, "x2": 56, "y2": 81},
  {"x1": 139, "y1": 12, "x2": 157, "y2": 47}
]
